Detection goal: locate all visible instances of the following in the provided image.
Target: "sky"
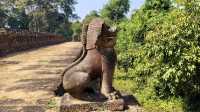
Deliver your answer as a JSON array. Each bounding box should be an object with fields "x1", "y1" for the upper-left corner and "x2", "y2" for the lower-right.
[{"x1": 74, "y1": 0, "x2": 145, "y2": 20}]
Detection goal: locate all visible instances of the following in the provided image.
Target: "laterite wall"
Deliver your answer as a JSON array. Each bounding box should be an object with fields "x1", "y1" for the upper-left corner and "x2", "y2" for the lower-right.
[{"x1": 0, "y1": 28, "x2": 67, "y2": 56}]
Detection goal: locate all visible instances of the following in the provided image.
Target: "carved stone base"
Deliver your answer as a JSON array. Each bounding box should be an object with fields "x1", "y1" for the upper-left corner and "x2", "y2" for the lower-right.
[{"x1": 60, "y1": 94, "x2": 125, "y2": 112}]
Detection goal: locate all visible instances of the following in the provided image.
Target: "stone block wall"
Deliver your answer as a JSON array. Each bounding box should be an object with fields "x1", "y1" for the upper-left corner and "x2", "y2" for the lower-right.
[{"x1": 0, "y1": 28, "x2": 67, "y2": 56}]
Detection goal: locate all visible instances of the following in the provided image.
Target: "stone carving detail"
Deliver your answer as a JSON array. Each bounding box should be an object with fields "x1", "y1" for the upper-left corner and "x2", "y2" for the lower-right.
[
  {"x1": 0, "y1": 28, "x2": 66, "y2": 56},
  {"x1": 56, "y1": 18, "x2": 122, "y2": 102}
]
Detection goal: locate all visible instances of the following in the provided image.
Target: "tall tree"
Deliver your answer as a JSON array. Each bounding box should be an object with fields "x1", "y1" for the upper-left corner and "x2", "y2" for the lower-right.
[
  {"x1": 82, "y1": 10, "x2": 100, "y2": 24},
  {"x1": 0, "y1": 0, "x2": 77, "y2": 38},
  {"x1": 71, "y1": 21, "x2": 81, "y2": 41},
  {"x1": 100, "y1": 0, "x2": 130, "y2": 23},
  {"x1": 117, "y1": 1, "x2": 200, "y2": 111},
  {"x1": 0, "y1": 1, "x2": 7, "y2": 27},
  {"x1": 144, "y1": 0, "x2": 171, "y2": 11}
]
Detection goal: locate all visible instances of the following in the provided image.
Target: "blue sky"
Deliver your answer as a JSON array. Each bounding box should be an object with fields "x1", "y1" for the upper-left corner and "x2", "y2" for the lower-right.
[{"x1": 75, "y1": 0, "x2": 145, "y2": 20}]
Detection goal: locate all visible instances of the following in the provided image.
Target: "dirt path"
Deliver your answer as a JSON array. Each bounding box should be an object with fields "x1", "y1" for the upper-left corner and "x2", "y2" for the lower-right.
[{"x1": 0, "y1": 42, "x2": 82, "y2": 112}]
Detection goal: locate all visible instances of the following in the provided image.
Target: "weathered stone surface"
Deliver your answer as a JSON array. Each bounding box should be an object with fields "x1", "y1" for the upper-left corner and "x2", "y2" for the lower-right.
[
  {"x1": 0, "y1": 42, "x2": 82, "y2": 112},
  {"x1": 0, "y1": 28, "x2": 67, "y2": 56},
  {"x1": 59, "y1": 18, "x2": 120, "y2": 103},
  {"x1": 60, "y1": 94, "x2": 125, "y2": 112},
  {"x1": 0, "y1": 105, "x2": 46, "y2": 112}
]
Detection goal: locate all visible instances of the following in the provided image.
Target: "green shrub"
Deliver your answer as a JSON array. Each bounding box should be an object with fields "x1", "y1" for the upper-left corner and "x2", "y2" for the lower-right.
[{"x1": 116, "y1": 1, "x2": 200, "y2": 111}]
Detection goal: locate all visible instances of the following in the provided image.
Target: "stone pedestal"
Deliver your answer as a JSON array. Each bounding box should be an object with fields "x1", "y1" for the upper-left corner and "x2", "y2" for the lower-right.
[{"x1": 60, "y1": 94, "x2": 125, "y2": 112}]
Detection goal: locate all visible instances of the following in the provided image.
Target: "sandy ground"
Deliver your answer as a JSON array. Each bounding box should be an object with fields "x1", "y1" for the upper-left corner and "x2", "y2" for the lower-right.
[{"x1": 0, "y1": 42, "x2": 82, "y2": 112}]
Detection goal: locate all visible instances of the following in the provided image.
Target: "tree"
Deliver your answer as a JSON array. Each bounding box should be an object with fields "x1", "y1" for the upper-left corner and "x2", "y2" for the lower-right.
[
  {"x1": 7, "y1": 8, "x2": 30, "y2": 29},
  {"x1": 0, "y1": 2, "x2": 7, "y2": 27},
  {"x1": 28, "y1": 9, "x2": 48, "y2": 32},
  {"x1": 100, "y1": 0, "x2": 130, "y2": 23},
  {"x1": 0, "y1": 0, "x2": 77, "y2": 38},
  {"x1": 71, "y1": 21, "x2": 81, "y2": 41},
  {"x1": 117, "y1": 0, "x2": 200, "y2": 111},
  {"x1": 82, "y1": 10, "x2": 100, "y2": 24},
  {"x1": 59, "y1": 0, "x2": 78, "y2": 19},
  {"x1": 26, "y1": 0, "x2": 77, "y2": 36},
  {"x1": 144, "y1": 0, "x2": 171, "y2": 11}
]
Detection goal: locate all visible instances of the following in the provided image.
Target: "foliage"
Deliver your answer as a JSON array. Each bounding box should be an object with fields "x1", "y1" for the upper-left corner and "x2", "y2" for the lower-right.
[
  {"x1": 82, "y1": 10, "x2": 100, "y2": 24},
  {"x1": 71, "y1": 21, "x2": 82, "y2": 41},
  {"x1": 144, "y1": 0, "x2": 172, "y2": 10},
  {"x1": 114, "y1": 69, "x2": 184, "y2": 112},
  {"x1": 47, "y1": 98, "x2": 57, "y2": 109},
  {"x1": 100, "y1": 0, "x2": 130, "y2": 24},
  {"x1": 0, "y1": 2, "x2": 7, "y2": 27},
  {"x1": 0, "y1": 0, "x2": 77, "y2": 38},
  {"x1": 116, "y1": 0, "x2": 200, "y2": 111}
]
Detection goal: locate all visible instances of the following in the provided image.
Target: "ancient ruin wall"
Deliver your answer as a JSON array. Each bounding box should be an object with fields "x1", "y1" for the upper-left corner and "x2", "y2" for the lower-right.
[{"x1": 0, "y1": 28, "x2": 67, "y2": 56}]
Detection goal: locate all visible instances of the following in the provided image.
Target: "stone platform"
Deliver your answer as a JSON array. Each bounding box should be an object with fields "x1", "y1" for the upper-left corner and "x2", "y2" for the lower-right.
[{"x1": 60, "y1": 94, "x2": 125, "y2": 112}]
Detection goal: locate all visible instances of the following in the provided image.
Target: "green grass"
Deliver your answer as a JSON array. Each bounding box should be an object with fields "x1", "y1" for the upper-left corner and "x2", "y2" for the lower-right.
[
  {"x1": 47, "y1": 98, "x2": 57, "y2": 109},
  {"x1": 114, "y1": 69, "x2": 184, "y2": 112}
]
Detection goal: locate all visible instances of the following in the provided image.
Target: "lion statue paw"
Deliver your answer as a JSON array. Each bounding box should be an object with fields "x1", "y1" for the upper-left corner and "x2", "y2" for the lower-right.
[{"x1": 107, "y1": 90, "x2": 122, "y2": 100}]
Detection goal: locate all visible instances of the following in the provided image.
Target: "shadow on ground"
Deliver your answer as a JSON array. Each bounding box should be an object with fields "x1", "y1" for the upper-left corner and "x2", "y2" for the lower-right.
[{"x1": 5, "y1": 78, "x2": 60, "y2": 92}]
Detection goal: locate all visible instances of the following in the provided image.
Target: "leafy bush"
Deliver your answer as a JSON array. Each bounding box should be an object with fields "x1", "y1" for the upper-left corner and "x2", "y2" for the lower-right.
[{"x1": 116, "y1": 0, "x2": 200, "y2": 111}]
